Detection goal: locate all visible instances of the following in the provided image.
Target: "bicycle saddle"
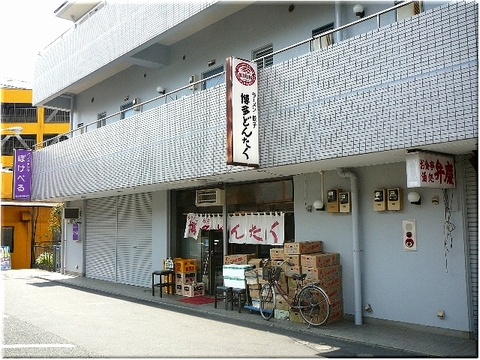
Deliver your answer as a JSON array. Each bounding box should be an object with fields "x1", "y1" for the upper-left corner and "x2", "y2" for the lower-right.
[{"x1": 292, "y1": 273, "x2": 307, "y2": 281}]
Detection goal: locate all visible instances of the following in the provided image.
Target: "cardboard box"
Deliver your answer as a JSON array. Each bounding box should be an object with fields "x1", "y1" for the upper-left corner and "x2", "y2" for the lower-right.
[
  {"x1": 301, "y1": 252, "x2": 340, "y2": 268},
  {"x1": 304, "y1": 265, "x2": 342, "y2": 281},
  {"x1": 224, "y1": 253, "x2": 255, "y2": 265},
  {"x1": 223, "y1": 264, "x2": 254, "y2": 277},
  {"x1": 284, "y1": 241, "x2": 323, "y2": 255},
  {"x1": 248, "y1": 258, "x2": 264, "y2": 268},
  {"x1": 274, "y1": 309, "x2": 290, "y2": 320},
  {"x1": 275, "y1": 296, "x2": 290, "y2": 311},
  {"x1": 249, "y1": 289, "x2": 260, "y2": 299},
  {"x1": 175, "y1": 272, "x2": 197, "y2": 284},
  {"x1": 283, "y1": 254, "x2": 301, "y2": 266},
  {"x1": 289, "y1": 310, "x2": 306, "y2": 324},
  {"x1": 251, "y1": 299, "x2": 261, "y2": 309},
  {"x1": 245, "y1": 269, "x2": 259, "y2": 285},
  {"x1": 224, "y1": 277, "x2": 246, "y2": 289},
  {"x1": 175, "y1": 283, "x2": 184, "y2": 296},
  {"x1": 183, "y1": 282, "x2": 205, "y2": 297},
  {"x1": 270, "y1": 247, "x2": 284, "y2": 260},
  {"x1": 174, "y1": 259, "x2": 197, "y2": 273},
  {"x1": 284, "y1": 265, "x2": 302, "y2": 278}
]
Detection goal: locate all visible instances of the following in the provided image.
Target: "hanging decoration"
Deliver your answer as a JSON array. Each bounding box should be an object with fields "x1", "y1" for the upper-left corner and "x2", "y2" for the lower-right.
[
  {"x1": 183, "y1": 212, "x2": 285, "y2": 245},
  {"x1": 184, "y1": 213, "x2": 224, "y2": 240},
  {"x1": 228, "y1": 212, "x2": 285, "y2": 245}
]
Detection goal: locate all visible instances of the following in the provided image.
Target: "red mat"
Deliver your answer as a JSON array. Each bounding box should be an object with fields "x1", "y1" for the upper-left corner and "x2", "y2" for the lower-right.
[{"x1": 178, "y1": 295, "x2": 217, "y2": 305}]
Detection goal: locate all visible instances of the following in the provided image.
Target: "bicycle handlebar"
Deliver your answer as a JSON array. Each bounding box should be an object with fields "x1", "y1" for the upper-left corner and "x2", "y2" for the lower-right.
[{"x1": 263, "y1": 258, "x2": 294, "y2": 267}]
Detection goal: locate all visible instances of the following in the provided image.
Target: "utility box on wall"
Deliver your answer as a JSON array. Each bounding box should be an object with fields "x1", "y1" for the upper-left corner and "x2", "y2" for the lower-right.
[
  {"x1": 327, "y1": 189, "x2": 341, "y2": 213},
  {"x1": 339, "y1": 192, "x2": 351, "y2": 213},
  {"x1": 387, "y1": 188, "x2": 403, "y2": 211},
  {"x1": 373, "y1": 189, "x2": 386, "y2": 211}
]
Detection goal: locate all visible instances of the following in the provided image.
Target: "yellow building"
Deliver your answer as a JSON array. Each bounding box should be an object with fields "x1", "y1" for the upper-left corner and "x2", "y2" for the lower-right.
[{"x1": 1, "y1": 86, "x2": 70, "y2": 269}]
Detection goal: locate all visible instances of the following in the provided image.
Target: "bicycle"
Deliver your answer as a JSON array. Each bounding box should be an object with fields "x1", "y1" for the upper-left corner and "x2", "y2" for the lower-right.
[{"x1": 259, "y1": 259, "x2": 331, "y2": 326}]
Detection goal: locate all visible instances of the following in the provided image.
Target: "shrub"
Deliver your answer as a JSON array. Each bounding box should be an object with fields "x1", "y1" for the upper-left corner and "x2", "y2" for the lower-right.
[{"x1": 35, "y1": 252, "x2": 53, "y2": 268}]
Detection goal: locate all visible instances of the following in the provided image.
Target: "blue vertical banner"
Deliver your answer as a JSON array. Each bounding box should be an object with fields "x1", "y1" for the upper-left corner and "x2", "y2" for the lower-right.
[
  {"x1": 13, "y1": 148, "x2": 32, "y2": 200},
  {"x1": 73, "y1": 223, "x2": 79, "y2": 241}
]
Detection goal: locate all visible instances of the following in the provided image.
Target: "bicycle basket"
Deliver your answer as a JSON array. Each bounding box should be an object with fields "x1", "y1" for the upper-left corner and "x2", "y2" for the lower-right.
[{"x1": 262, "y1": 266, "x2": 281, "y2": 281}]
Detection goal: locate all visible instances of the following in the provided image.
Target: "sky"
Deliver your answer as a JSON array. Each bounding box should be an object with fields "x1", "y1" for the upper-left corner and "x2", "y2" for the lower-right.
[{"x1": 0, "y1": 0, "x2": 73, "y2": 87}]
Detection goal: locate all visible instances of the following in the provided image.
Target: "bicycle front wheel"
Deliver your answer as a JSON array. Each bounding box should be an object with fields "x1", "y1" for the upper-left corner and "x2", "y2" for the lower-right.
[
  {"x1": 259, "y1": 282, "x2": 275, "y2": 320},
  {"x1": 297, "y1": 285, "x2": 330, "y2": 326}
]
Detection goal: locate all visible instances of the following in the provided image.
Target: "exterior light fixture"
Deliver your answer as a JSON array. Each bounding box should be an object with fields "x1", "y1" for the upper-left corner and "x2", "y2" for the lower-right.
[
  {"x1": 313, "y1": 199, "x2": 325, "y2": 211},
  {"x1": 407, "y1": 191, "x2": 421, "y2": 205},
  {"x1": 353, "y1": 4, "x2": 365, "y2": 18}
]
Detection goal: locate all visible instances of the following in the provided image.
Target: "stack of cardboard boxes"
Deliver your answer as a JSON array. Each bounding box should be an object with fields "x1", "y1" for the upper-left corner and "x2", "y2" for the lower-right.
[
  {"x1": 243, "y1": 241, "x2": 343, "y2": 325},
  {"x1": 172, "y1": 258, "x2": 206, "y2": 297}
]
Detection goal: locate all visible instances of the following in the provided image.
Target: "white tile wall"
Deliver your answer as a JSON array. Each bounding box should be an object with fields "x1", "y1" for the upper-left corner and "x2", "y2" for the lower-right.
[{"x1": 31, "y1": 1, "x2": 478, "y2": 200}]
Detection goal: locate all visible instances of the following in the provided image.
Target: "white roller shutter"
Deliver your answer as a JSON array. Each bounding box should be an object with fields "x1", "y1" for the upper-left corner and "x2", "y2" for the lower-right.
[
  {"x1": 85, "y1": 196, "x2": 117, "y2": 282},
  {"x1": 85, "y1": 193, "x2": 153, "y2": 287},
  {"x1": 465, "y1": 157, "x2": 478, "y2": 339},
  {"x1": 117, "y1": 193, "x2": 152, "y2": 287}
]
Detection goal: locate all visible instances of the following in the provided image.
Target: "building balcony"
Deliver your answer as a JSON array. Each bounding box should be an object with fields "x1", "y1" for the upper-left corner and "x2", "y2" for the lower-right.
[{"x1": 31, "y1": 1, "x2": 478, "y2": 202}]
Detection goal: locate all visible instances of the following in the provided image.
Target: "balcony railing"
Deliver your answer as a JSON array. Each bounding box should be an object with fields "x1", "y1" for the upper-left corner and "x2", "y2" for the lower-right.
[
  {"x1": 1, "y1": 108, "x2": 37, "y2": 123},
  {"x1": 44, "y1": 108, "x2": 70, "y2": 123},
  {"x1": 33, "y1": 1, "x2": 415, "y2": 150}
]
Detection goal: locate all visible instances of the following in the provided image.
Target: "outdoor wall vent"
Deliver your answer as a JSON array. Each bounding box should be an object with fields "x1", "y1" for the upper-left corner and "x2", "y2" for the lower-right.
[
  {"x1": 64, "y1": 208, "x2": 81, "y2": 219},
  {"x1": 195, "y1": 189, "x2": 225, "y2": 207}
]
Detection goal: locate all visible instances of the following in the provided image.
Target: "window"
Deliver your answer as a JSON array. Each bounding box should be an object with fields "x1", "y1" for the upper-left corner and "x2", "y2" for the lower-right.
[
  {"x1": 120, "y1": 101, "x2": 135, "y2": 120},
  {"x1": 1, "y1": 135, "x2": 36, "y2": 155},
  {"x1": 202, "y1": 66, "x2": 224, "y2": 90},
  {"x1": 97, "y1": 111, "x2": 106, "y2": 128},
  {"x1": 396, "y1": 1, "x2": 422, "y2": 21},
  {"x1": 252, "y1": 44, "x2": 273, "y2": 70},
  {"x1": 1, "y1": 103, "x2": 37, "y2": 123},
  {"x1": 44, "y1": 108, "x2": 70, "y2": 123},
  {"x1": 1, "y1": 227, "x2": 14, "y2": 253},
  {"x1": 311, "y1": 23, "x2": 334, "y2": 51}
]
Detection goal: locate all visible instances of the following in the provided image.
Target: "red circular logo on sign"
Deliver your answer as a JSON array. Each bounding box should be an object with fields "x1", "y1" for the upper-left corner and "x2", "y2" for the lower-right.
[{"x1": 235, "y1": 62, "x2": 256, "y2": 86}]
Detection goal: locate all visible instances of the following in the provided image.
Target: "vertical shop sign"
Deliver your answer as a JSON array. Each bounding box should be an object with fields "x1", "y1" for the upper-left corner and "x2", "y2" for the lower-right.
[
  {"x1": 226, "y1": 56, "x2": 259, "y2": 167},
  {"x1": 73, "y1": 223, "x2": 79, "y2": 241},
  {"x1": 406, "y1": 152, "x2": 455, "y2": 188},
  {"x1": 13, "y1": 148, "x2": 32, "y2": 200}
]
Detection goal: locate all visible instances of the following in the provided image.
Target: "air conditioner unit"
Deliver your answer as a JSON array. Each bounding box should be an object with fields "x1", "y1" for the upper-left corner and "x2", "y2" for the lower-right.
[
  {"x1": 195, "y1": 189, "x2": 225, "y2": 207},
  {"x1": 64, "y1": 208, "x2": 81, "y2": 219}
]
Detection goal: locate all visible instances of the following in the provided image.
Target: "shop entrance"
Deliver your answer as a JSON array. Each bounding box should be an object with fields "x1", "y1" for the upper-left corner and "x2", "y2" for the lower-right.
[
  {"x1": 199, "y1": 230, "x2": 223, "y2": 295},
  {"x1": 181, "y1": 230, "x2": 223, "y2": 295}
]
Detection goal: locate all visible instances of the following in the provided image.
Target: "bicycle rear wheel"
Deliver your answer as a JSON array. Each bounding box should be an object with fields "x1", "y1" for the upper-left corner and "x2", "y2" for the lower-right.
[
  {"x1": 297, "y1": 285, "x2": 330, "y2": 326},
  {"x1": 259, "y1": 282, "x2": 275, "y2": 320}
]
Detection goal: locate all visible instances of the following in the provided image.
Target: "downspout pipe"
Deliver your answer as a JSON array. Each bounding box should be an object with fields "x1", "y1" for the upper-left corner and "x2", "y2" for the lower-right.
[{"x1": 337, "y1": 168, "x2": 362, "y2": 325}]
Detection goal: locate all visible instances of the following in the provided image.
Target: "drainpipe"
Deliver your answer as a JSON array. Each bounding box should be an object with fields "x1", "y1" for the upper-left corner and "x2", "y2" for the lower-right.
[
  {"x1": 334, "y1": 1, "x2": 342, "y2": 44},
  {"x1": 223, "y1": 183, "x2": 228, "y2": 256},
  {"x1": 337, "y1": 168, "x2": 362, "y2": 325}
]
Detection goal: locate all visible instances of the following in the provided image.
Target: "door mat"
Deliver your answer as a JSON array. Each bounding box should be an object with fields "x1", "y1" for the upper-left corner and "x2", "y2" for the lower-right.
[{"x1": 178, "y1": 296, "x2": 217, "y2": 305}]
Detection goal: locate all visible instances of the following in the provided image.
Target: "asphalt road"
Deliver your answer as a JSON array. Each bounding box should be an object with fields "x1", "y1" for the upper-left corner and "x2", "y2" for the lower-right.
[{"x1": 2, "y1": 271, "x2": 417, "y2": 358}]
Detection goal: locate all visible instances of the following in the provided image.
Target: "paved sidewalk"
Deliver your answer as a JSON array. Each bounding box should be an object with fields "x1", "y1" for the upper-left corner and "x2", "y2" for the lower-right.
[{"x1": 22, "y1": 269, "x2": 479, "y2": 357}]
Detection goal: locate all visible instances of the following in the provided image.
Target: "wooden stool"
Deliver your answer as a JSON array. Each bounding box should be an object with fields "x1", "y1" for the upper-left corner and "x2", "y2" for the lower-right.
[
  {"x1": 231, "y1": 288, "x2": 247, "y2": 313},
  {"x1": 214, "y1": 285, "x2": 233, "y2": 310},
  {"x1": 151, "y1": 270, "x2": 174, "y2": 297}
]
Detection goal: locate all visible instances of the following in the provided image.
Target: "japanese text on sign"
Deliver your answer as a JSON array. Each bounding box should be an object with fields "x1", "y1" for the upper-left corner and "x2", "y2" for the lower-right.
[
  {"x1": 406, "y1": 152, "x2": 455, "y2": 189},
  {"x1": 226, "y1": 57, "x2": 259, "y2": 167},
  {"x1": 13, "y1": 149, "x2": 32, "y2": 200}
]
